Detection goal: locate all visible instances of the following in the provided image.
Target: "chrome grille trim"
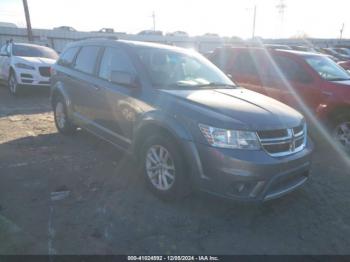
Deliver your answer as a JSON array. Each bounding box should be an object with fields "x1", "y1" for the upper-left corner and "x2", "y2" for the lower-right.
[{"x1": 257, "y1": 124, "x2": 307, "y2": 157}]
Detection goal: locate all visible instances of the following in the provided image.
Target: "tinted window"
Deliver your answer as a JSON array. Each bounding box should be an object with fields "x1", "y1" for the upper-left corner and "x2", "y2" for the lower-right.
[
  {"x1": 12, "y1": 44, "x2": 58, "y2": 59},
  {"x1": 99, "y1": 47, "x2": 135, "y2": 81},
  {"x1": 275, "y1": 55, "x2": 312, "y2": 83},
  {"x1": 232, "y1": 52, "x2": 258, "y2": 75},
  {"x1": 57, "y1": 47, "x2": 79, "y2": 67},
  {"x1": 74, "y1": 46, "x2": 100, "y2": 74}
]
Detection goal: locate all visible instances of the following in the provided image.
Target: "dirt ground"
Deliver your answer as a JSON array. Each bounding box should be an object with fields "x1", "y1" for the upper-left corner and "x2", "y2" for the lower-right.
[{"x1": 0, "y1": 85, "x2": 350, "y2": 255}]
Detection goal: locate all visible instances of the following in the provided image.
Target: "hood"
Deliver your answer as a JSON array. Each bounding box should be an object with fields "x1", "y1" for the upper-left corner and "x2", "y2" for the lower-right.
[
  {"x1": 161, "y1": 88, "x2": 303, "y2": 130},
  {"x1": 13, "y1": 56, "x2": 56, "y2": 66}
]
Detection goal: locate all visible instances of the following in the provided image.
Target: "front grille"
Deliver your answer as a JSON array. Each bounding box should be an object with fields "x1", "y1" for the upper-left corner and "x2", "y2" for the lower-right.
[
  {"x1": 257, "y1": 124, "x2": 306, "y2": 157},
  {"x1": 39, "y1": 66, "x2": 50, "y2": 77}
]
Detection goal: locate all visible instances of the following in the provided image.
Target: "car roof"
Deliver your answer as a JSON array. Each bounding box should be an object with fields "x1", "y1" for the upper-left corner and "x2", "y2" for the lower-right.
[
  {"x1": 11, "y1": 42, "x2": 51, "y2": 48},
  {"x1": 217, "y1": 46, "x2": 326, "y2": 58},
  {"x1": 69, "y1": 38, "x2": 191, "y2": 53}
]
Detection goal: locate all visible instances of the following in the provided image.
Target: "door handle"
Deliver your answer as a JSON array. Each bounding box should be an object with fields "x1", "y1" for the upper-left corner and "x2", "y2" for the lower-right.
[
  {"x1": 322, "y1": 91, "x2": 333, "y2": 96},
  {"x1": 93, "y1": 84, "x2": 101, "y2": 90}
]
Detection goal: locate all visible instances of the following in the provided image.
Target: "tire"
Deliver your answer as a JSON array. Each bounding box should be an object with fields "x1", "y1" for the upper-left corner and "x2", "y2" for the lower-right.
[
  {"x1": 8, "y1": 71, "x2": 21, "y2": 96},
  {"x1": 53, "y1": 95, "x2": 77, "y2": 135},
  {"x1": 332, "y1": 113, "x2": 350, "y2": 152},
  {"x1": 140, "y1": 134, "x2": 191, "y2": 200}
]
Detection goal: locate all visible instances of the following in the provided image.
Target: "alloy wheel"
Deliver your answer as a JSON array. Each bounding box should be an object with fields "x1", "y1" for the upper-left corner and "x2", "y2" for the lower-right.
[
  {"x1": 333, "y1": 121, "x2": 350, "y2": 151},
  {"x1": 55, "y1": 102, "x2": 66, "y2": 130},
  {"x1": 9, "y1": 74, "x2": 17, "y2": 94},
  {"x1": 145, "y1": 145, "x2": 176, "y2": 191}
]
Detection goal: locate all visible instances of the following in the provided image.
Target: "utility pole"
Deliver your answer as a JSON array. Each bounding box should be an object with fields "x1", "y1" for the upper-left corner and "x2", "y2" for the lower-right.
[
  {"x1": 252, "y1": 5, "x2": 256, "y2": 39},
  {"x1": 340, "y1": 23, "x2": 345, "y2": 40},
  {"x1": 22, "y1": 0, "x2": 33, "y2": 42},
  {"x1": 276, "y1": 0, "x2": 287, "y2": 37},
  {"x1": 152, "y1": 11, "x2": 156, "y2": 31}
]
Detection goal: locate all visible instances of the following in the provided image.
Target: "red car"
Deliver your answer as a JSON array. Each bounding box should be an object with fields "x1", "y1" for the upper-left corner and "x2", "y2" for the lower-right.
[
  {"x1": 209, "y1": 47, "x2": 350, "y2": 150},
  {"x1": 338, "y1": 60, "x2": 350, "y2": 71}
]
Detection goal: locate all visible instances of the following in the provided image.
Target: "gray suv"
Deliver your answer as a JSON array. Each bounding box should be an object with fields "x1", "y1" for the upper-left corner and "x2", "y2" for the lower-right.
[{"x1": 50, "y1": 39, "x2": 313, "y2": 201}]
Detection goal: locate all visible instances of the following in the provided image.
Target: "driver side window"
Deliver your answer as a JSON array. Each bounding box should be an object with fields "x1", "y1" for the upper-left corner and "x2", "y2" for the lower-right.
[{"x1": 99, "y1": 47, "x2": 136, "y2": 81}]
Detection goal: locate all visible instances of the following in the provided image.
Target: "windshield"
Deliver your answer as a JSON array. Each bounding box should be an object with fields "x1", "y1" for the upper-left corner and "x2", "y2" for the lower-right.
[
  {"x1": 136, "y1": 47, "x2": 235, "y2": 89},
  {"x1": 305, "y1": 55, "x2": 350, "y2": 81},
  {"x1": 12, "y1": 44, "x2": 58, "y2": 59}
]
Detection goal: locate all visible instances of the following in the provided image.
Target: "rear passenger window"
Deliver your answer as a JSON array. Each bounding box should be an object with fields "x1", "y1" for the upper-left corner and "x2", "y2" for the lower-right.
[
  {"x1": 232, "y1": 52, "x2": 258, "y2": 75},
  {"x1": 99, "y1": 47, "x2": 135, "y2": 81},
  {"x1": 74, "y1": 46, "x2": 100, "y2": 74},
  {"x1": 57, "y1": 47, "x2": 79, "y2": 67}
]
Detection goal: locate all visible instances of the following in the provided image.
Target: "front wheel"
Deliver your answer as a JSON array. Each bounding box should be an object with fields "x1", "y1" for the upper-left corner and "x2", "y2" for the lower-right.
[
  {"x1": 53, "y1": 96, "x2": 77, "y2": 135},
  {"x1": 141, "y1": 134, "x2": 191, "y2": 200},
  {"x1": 332, "y1": 113, "x2": 350, "y2": 152},
  {"x1": 8, "y1": 72, "x2": 20, "y2": 96}
]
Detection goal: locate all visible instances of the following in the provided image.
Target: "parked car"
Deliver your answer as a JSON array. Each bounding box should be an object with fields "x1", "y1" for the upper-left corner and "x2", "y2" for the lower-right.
[
  {"x1": 53, "y1": 26, "x2": 77, "y2": 32},
  {"x1": 166, "y1": 31, "x2": 189, "y2": 37},
  {"x1": 202, "y1": 33, "x2": 220, "y2": 37},
  {"x1": 97, "y1": 28, "x2": 114, "y2": 33},
  {"x1": 264, "y1": 44, "x2": 292, "y2": 50},
  {"x1": 50, "y1": 39, "x2": 312, "y2": 201},
  {"x1": 321, "y1": 48, "x2": 350, "y2": 61},
  {"x1": 209, "y1": 47, "x2": 350, "y2": 150},
  {"x1": 137, "y1": 30, "x2": 163, "y2": 36},
  {"x1": 334, "y1": 47, "x2": 350, "y2": 57},
  {"x1": 290, "y1": 45, "x2": 318, "y2": 53},
  {"x1": 0, "y1": 42, "x2": 58, "y2": 95},
  {"x1": 338, "y1": 60, "x2": 350, "y2": 71}
]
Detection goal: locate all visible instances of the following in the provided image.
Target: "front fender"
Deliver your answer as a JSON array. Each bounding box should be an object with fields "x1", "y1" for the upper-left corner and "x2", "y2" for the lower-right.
[{"x1": 133, "y1": 110, "x2": 194, "y2": 142}]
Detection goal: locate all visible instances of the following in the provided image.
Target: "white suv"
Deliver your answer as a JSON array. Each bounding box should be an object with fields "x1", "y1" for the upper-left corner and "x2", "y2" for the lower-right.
[{"x1": 0, "y1": 42, "x2": 58, "y2": 95}]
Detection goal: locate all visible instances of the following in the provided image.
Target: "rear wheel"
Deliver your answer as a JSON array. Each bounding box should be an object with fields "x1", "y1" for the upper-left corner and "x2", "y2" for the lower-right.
[
  {"x1": 141, "y1": 134, "x2": 191, "y2": 200},
  {"x1": 8, "y1": 71, "x2": 20, "y2": 96},
  {"x1": 53, "y1": 96, "x2": 77, "y2": 135},
  {"x1": 332, "y1": 113, "x2": 350, "y2": 152}
]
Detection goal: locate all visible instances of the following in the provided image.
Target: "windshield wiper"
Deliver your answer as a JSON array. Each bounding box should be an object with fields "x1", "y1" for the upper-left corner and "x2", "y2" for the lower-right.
[
  {"x1": 329, "y1": 78, "x2": 350, "y2": 81},
  {"x1": 190, "y1": 82, "x2": 236, "y2": 88},
  {"x1": 164, "y1": 82, "x2": 236, "y2": 89}
]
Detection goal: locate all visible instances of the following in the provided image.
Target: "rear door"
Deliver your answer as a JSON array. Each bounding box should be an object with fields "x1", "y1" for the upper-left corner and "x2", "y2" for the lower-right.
[
  {"x1": 69, "y1": 45, "x2": 104, "y2": 127},
  {"x1": 55, "y1": 46, "x2": 80, "y2": 103}
]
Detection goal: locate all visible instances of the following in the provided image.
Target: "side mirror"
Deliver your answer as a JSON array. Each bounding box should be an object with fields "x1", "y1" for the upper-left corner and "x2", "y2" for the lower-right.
[
  {"x1": 0, "y1": 52, "x2": 9, "y2": 57},
  {"x1": 110, "y1": 71, "x2": 139, "y2": 88}
]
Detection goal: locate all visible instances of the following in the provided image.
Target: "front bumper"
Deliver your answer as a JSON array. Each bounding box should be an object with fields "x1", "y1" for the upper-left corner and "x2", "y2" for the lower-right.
[
  {"x1": 15, "y1": 68, "x2": 50, "y2": 87},
  {"x1": 183, "y1": 138, "x2": 313, "y2": 202}
]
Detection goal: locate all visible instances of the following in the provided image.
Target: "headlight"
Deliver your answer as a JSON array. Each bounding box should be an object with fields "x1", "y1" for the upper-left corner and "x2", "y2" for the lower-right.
[
  {"x1": 15, "y1": 63, "x2": 35, "y2": 70},
  {"x1": 199, "y1": 124, "x2": 260, "y2": 150}
]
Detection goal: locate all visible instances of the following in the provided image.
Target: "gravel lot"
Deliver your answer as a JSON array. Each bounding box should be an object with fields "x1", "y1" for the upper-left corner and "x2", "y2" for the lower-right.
[{"x1": 0, "y1": 85, "x2": 350, "y2": 255}]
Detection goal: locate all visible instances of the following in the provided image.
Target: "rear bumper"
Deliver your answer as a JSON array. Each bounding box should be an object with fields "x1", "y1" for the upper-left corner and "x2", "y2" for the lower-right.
[{"x1": 182, "y1": 138, "x2": 313, "y2": 202}]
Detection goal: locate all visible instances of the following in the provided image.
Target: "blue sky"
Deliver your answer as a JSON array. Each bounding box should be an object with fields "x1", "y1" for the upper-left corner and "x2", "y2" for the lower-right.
[{"x1": 1, "y1": 0, "x2": 350, "y2": 39}]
